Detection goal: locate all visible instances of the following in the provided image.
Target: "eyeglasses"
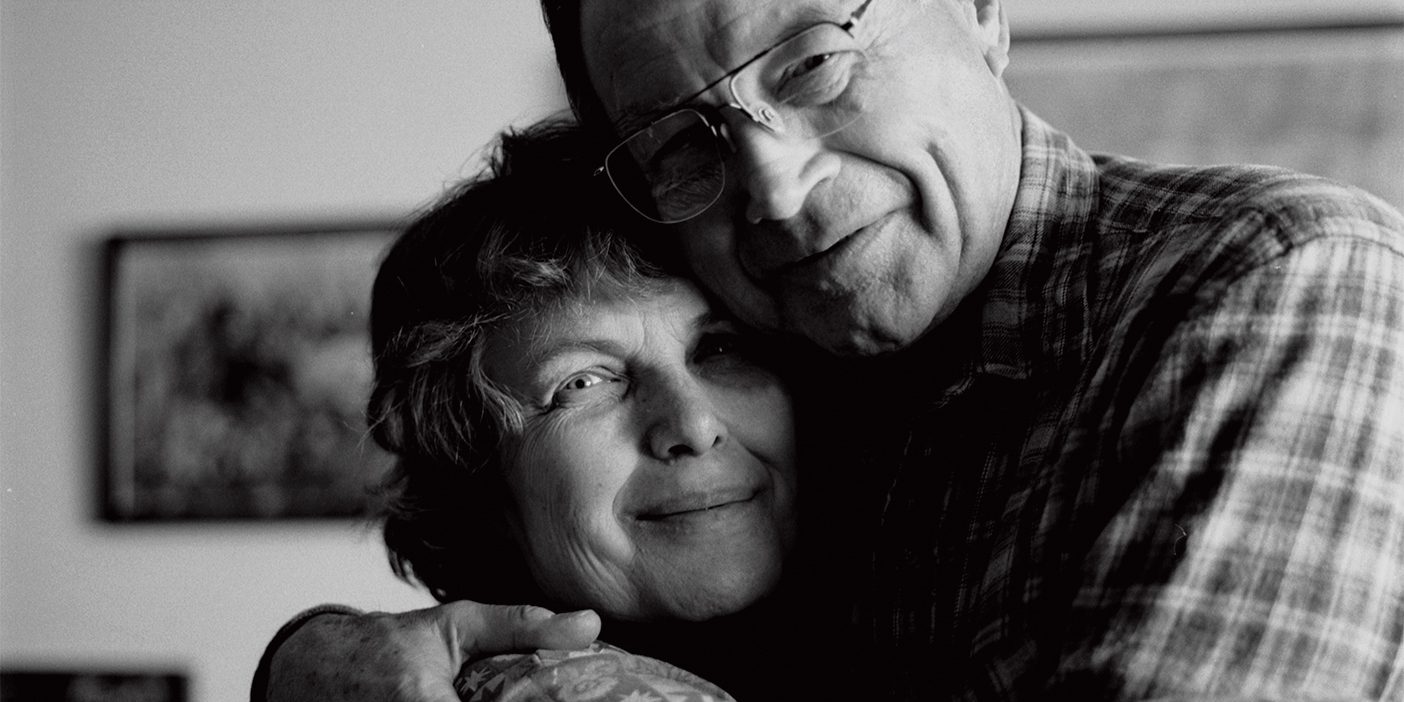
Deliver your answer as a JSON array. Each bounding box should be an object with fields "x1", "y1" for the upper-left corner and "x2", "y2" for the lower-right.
[{"x1": 597, "y1": 0, "x2": 876, "y2": 224}]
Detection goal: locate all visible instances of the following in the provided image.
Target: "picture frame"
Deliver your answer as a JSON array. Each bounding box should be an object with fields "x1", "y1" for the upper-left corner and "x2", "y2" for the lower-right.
[
  {"x1": 102, "y1": 223, "x2": 399, "y2": 521},
  {"x1": 0, "y1": 669, "x2": 187, "y2": 702}
]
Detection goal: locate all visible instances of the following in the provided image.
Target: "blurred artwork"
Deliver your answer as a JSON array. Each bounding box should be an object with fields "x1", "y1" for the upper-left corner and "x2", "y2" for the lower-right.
[
  {"x1": 103, "y1": 226, "x2": 397, "y2": 520},
  {"x1": 0, "y1": 670, "x2": 186, "y2": 702},
  {"x1": 1006, "y1": 26, "x2": 1404, "y2": 210}
]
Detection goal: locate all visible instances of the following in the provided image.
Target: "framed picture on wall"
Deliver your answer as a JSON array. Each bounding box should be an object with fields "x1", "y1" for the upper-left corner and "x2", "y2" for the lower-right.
[
  {"x1": 0, "y1": 669, "x2": 187, "y2": 702},
  {"x1": 102, "y1": 224, "x2": 399, "y2": 521}
]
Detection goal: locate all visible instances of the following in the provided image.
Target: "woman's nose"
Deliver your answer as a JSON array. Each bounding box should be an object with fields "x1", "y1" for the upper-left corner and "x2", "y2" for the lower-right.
[
  {"x1": 726, "y1": 117, "x2": 841, "y2": 224},
  {"x1": 643, "y1": 376, "x2": 727, "y2": 461}
]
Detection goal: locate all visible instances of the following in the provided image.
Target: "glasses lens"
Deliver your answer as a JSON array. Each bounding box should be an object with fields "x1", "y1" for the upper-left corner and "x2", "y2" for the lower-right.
[
  {"x1": 607, "y1": 109, "x2": 724, "y2": 223},
  {"x1": 603, "y1": 23, "x2": 869, "y2": 223},
  {"x1": 733, "y1": 23, "x2": 867, "y2": 137}
]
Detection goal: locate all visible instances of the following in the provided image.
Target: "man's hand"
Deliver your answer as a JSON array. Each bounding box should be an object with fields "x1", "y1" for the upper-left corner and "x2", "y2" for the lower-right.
[{"x1": 264, "y1": 602, "x2": 601, "y2": 702}]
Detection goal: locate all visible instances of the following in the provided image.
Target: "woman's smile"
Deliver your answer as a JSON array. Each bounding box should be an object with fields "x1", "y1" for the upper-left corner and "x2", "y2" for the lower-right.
[{"x1": 485, "y1": 278, "x2": 798, "y2": 621}]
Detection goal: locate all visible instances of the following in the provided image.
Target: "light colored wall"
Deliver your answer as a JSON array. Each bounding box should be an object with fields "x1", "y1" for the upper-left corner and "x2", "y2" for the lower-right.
[
  {"x1": 1004, "y1": 27, "x2": 1404, "y2": 210},
  {"x1": 2, "y1": 3, "x2": 1401, "y2": 702},
  {"x1": 1003, "y1": 0, "x2": 1404, "y2": 35},
  {"x1": 0, "y1": 3, "x2": 565, "y2": 701}
]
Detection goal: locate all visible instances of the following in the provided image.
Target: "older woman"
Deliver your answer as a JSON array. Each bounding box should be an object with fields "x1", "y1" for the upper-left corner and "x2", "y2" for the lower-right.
[{"x1": 363, "y1": 119, "x2": 812, "y2": 700}]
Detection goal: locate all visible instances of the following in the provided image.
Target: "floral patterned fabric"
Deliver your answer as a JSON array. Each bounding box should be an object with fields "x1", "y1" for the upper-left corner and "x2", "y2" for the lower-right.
[{"x1": 455, "y1": 642, "x2": 735, "y2": 702}]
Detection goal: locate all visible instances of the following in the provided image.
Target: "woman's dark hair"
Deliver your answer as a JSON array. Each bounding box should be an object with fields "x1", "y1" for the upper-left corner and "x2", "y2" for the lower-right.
[{"x1": 372, "y1": 117, "x2": 673, "y2": 603}]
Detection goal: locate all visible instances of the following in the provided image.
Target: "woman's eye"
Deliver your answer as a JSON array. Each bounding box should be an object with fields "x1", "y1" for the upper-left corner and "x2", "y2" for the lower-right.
[
  {"x1": 695, "y1": 332, "x2": 773, "y2": 370},
  {"x1": 694, "y1": 332, "x2": 780, "y2": 386},
  {"x1": 549, "y1": 370, "x2": 624, "y2": 408},
  {"x1": 564, "y1": 375, "x2": 601, "y2": 391},
  {"x1": 695, "y1": 333, "x2": 743, "y2": 360}
]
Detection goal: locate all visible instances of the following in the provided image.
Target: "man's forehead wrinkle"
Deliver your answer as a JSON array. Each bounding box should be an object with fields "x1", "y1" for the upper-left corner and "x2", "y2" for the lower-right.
[
  {"x1": 592, "y1": 2, "x2": 717, "y2": 133},
  {"x1": 601, "y1": 0, "x2": 839, "y2": 134},
  {"x1": 702, "y1": 5, "x2": 758, "y2": 65},
  {"x1": 703, "y1": 2, "x2": 835, "y2": 72},
  {"x1": 605, "y1": 48, "x2": 699, "y2": 134}
]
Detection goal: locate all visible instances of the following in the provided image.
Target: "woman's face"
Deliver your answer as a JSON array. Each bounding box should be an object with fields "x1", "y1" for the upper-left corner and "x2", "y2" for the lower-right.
[{"x1": 484, "y1": 278, "x2": 797, "y2": 622}]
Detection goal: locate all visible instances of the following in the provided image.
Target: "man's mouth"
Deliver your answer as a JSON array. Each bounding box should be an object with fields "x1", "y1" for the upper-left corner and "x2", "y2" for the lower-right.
[
  {"x1": 788, "y1": 230, "x2": 859, "y2": 270},
  {"x1": 762, "y1": 227, "x2": 871, "y2": 293},
  {"x1": 762, "y1": 210, "x2": 899, "y2": 287}
]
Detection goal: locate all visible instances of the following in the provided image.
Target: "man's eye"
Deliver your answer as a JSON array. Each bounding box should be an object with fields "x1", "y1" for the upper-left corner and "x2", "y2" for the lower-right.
[
  {"x1": 651, "y1": 159, "x2": 725, "y2": 219},
  {"x1": 774, "y1": 50, "x2": 857, "y2": 106},
  {"x1": 779, "y1": 52, "x2": 838, "y2": 86},
  {"x1": 795, "y1": 52, "x2": 835, "y2": 75},
  {"x1": 648, "y1": 125, "x2": 713, "y2": 171}
]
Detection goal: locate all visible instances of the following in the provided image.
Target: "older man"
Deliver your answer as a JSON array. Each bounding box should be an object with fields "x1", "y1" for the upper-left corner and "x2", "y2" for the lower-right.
[{"x1": 258, "y1": 0, "x2": 1404, "y2": 699}]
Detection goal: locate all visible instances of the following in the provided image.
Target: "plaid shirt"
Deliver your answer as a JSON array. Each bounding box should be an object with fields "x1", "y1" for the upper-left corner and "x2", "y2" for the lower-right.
[{"x1": 839, "y1": 108, "x2": 1404, "y2": 700}]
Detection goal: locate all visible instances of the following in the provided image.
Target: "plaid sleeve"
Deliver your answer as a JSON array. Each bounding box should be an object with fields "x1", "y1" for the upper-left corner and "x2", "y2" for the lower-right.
[{"x1": 1055, "y1": 219, "x2": 1404, "y2": 698}]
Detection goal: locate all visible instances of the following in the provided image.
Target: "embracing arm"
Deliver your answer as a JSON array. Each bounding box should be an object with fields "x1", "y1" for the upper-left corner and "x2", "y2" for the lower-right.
[
  {"x1": 1054, "y1": 216, "x2": 1404, "y2": 698},
  {"x1": 251, "y1": 602, "x2": 600, "y2": 702}
]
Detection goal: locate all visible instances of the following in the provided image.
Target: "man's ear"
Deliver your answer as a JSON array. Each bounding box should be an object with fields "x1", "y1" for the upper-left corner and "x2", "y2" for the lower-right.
[{"x1": 968, "y1": 0, "x2": 1010, "y2": 77}]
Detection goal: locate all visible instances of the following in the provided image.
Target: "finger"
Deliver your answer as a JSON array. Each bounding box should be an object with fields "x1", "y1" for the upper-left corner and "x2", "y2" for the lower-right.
[
  {"x1": 390, "y1": 674, "x2": 463, "y2": 702},
  {"x1": 525, "y1": 609, "x2": 602, "y2": 650},
  {"x1": 442, "y1": 602, "x2": 600, "y2": 660}
]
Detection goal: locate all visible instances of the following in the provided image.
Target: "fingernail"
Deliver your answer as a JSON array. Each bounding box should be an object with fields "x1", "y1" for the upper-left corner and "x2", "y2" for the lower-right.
[
  {"x1": 554, "y1": 609, "x2": 594, "y2": 622},
  {"x1": 524, "y1": 606, "x2": 555, "y2": 622}
]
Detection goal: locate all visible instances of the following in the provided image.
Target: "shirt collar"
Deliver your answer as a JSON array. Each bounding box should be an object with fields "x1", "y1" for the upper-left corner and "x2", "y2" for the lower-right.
[
  {"x1": 979, "y1": 106, "x2": 1101, "y2": 383},
  {"x1": 854, "y1": 108, "x2": 1102, "y2": 414},
  {"x1": 912, "y1": 106, "x2": 1101, "y2": 398}
]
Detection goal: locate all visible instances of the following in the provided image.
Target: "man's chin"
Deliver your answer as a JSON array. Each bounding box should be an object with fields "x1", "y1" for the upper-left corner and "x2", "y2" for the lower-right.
[
  {"x1": 799, "y1": 320, "x2": 917, "y2": 358},
  {"x1": 736, "y1": 292, "x2": 927, "y2": 356},
  {"x1": 829, "y1": 339, "x2": 906, "y2": 358}
]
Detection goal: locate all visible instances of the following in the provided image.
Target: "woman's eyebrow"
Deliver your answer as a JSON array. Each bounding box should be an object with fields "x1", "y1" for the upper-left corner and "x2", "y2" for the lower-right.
[
  {"x1": 695, "y1": 308, "x2": 733, "y2": 330},
  {"x1": 522, "y1": 306, "x2": 726, "y2": 369},
  {"x1": 524, "y1": 339, "x2": 619, "y2": 371}
]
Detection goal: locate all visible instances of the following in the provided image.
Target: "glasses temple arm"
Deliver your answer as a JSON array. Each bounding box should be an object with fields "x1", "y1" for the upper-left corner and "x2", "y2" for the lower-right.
[{"x1": 844, "y1": 0, "x2": 875, "y2": 32}]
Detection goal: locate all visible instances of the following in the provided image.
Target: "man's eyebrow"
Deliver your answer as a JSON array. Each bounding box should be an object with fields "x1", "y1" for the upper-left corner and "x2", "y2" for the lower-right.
[
  {"x1": 610, "y1": 74, "x2": 725, "y2": 137},
  {"x1": 611, "y1": 102, "x2": 677, "y2": 138}
]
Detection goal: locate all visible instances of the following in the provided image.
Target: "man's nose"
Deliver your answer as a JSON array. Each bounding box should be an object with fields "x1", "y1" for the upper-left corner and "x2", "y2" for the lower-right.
[
  {"x1": 643, "y1": 375, "x2": 727, "y2": 461},
  {"x1": 726, "y1": 117, "x2": 840, "y2": 224}
]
